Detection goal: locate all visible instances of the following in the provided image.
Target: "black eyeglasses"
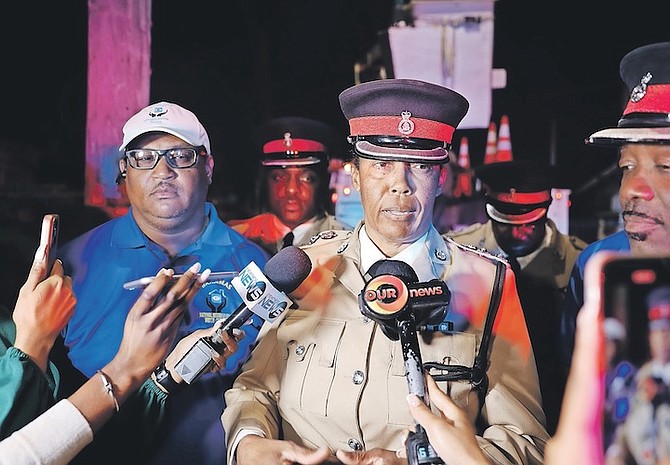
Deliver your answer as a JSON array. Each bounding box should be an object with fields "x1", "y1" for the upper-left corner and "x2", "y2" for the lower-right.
[{"x1": 124, "y1": 147, "x2": 205, "y2": 170}]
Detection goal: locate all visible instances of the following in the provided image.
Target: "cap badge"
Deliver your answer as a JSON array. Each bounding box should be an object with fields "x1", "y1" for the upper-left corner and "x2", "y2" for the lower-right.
[
  {"x1": 398, "y1": 111, "x2": 415, "y2": 136},
  {"x1": 283, "y1": 132, "x2": 293, "y2": 149},
  {"x1": 148, "y1": 105, "x2": 168, "y2": 118},
  {"x1": 630, "y1": 72, "x2": 652, "y2": 103}
]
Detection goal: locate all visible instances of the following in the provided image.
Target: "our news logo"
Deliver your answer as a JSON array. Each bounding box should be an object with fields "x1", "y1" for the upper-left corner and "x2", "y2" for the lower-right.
[{"x1": 363, "y1": 275, "x2": 445, "y2": 316}]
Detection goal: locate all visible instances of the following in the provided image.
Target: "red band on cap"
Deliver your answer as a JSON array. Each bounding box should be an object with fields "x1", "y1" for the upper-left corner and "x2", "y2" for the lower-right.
[
  {"x1": 649, "y1": 304, "x2": 670, "y2": 321},
  {"x1": 492, "y1": 191, "x2": 551, "y2": 205},
  {"x1": 623, "y1": 84, "x2": 670, "y2": 115},
  {"x1": 349, "y1": 116, "x2": 455, "y2": 143},
  {"x1": 263, "y1": 138, "x2": 325, "y2": 154}
]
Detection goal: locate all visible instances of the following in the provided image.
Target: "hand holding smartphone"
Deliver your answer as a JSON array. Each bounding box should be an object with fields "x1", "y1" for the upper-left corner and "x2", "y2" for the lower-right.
[
  {"x1": 600, "y1": 254, "x2": 670, "y2": 463},
  {"x1": 38, "y1": 214, "x2": 60, "y2": 278}
]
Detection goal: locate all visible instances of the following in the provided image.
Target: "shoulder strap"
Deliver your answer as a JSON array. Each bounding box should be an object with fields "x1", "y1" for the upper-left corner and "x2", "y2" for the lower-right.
[
  {"x1": 422, "y1": 257, "x2": 507, "y2": 403},
  {"x1": 470, "y1": 259, "x2": 506, "y2": 400}
]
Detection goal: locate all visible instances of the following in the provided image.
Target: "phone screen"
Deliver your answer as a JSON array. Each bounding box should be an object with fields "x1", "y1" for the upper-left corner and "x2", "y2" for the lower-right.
[{"x1": 602, "y1": 256, "x2": 670, "y2": 463}]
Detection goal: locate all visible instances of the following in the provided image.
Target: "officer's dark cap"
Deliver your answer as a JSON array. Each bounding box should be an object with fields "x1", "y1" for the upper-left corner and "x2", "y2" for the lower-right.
[
  {"x1": 254, "y1": 116, "x2": 337, "y2": 167},
  {"x1": 475, "y1": 160, "x2": 556, "y2": 225},
  {"x1": 587, "y1": 42, "x2": 670, "y2": 146},
  {"x1": 339, "y1": 79, "x2": 469, "y2": 164}
]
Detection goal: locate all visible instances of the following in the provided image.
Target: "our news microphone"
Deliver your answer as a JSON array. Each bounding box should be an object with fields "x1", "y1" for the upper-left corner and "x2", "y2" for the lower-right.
[
  {"x1": 174, "y1": 246, "x2": 312, "y2": 384},
  {"x1": 359, "y1": 260, "x2": 448, "y2": 465},
  {"x1": 360, "y1": 260, "x2": 450, "y2": 341}
]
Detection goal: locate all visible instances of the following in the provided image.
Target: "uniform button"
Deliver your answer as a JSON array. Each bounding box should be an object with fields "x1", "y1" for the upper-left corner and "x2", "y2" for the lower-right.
[
  {"x1": 295, "y1": 345, "x2": 306, "y2": 356},
  {"x1": 362, "y1": 316, "x2": 372, "y2": 324},
  {"x1": 348, "y1": 438, "x2": 363, "y2": 451},
  {"x1": 352, "y1": 370, "x2": 365, "y2": 384}
]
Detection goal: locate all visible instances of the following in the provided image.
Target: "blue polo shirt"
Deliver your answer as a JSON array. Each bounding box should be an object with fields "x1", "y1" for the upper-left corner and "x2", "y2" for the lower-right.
[
  {"x1": 559, "y1": 230, "x2": 630, "y2": 365},
  {"x1": 59, "y1": 202, "x2": 270, "y2": 465}
]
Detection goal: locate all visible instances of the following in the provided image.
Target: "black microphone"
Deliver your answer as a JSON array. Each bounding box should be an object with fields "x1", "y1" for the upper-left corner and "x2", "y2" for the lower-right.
[
  {"x1": 359, "y1": 260, "x2": 448, "y2": 465},
  {"x1": 174, "y1": 246, "x2": 312, "y2": 384},
  {"x1": 360, "y1": 260, "x2": 450, "y2": 340}
]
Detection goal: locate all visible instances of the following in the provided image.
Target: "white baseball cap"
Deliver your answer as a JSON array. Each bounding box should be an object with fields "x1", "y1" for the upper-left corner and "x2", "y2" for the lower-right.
[{"x1": 119, "y1": 101, "x2": 211, "y2": 154}]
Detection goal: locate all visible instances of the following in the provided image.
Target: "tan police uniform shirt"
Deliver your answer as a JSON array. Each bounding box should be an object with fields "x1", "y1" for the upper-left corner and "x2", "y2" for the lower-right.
[{"x1": 222, "y1": 222, "x2": 549, "y2": 464}]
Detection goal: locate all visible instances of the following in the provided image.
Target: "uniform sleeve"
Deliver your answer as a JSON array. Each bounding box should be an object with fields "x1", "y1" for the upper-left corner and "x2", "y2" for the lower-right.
[
  {"x1": 0, "y1": 304, "x2": 58, "y2": 440},
  {"x1": 222, "y1": 324, "x2": 285, "y2": 464}
]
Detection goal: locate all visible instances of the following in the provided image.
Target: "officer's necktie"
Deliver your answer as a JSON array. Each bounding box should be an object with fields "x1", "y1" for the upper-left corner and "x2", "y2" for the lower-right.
[
  {"x1": 282, "y1": 231, "x2": 294, "y2": 249},
  {"x1": 507, "y1": 255, "x2": 521, "y2": 276}
]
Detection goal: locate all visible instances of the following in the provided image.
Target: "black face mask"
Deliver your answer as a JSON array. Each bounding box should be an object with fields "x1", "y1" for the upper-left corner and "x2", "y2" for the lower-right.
[{"x1": 491, "y1": 217, "x2": 547, "y2": 258}]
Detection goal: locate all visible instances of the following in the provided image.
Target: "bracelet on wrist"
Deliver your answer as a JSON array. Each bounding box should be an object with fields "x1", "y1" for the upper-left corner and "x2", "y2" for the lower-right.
[
  {"x1": 97, "y1": 370, "x2": 120, "y2": 412},
  {"x1": 152, "y1": 361, "x2": 183, "y2": 394}
]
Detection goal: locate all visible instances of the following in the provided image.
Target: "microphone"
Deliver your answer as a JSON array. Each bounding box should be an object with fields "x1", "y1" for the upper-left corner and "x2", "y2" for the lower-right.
[
  {"x1": 359, "y1": 260, "x2": 449, "y2": 465},
  {"x1": 174, "y1": 246, "x2": 312, "y2": 384},
  {"x1": 360, "y1": 260, "x2": 450, "y2": 341}
]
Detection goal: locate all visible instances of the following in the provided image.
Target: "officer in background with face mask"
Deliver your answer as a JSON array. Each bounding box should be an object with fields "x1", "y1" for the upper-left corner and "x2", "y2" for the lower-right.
[{"x1": 448, "y1": 159, "x2": 588, "y2": 435}]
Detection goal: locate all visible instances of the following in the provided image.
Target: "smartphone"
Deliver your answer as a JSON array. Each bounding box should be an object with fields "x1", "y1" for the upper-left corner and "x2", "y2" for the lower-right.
[
  {"x1": 601, "y1": 255, "x2": 670, "y2": 458},
  {"x1": 603, "y1": 256, "x2": 670, "y2": 364},
  {"x1": 39, "y1": 213, "x2": 60, "y2": 277}
]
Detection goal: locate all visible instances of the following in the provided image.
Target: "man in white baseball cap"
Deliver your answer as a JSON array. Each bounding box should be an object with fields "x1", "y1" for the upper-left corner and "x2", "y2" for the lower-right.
[{"x1": 58, "y1": 101, "x2": 269, "y2": 465}]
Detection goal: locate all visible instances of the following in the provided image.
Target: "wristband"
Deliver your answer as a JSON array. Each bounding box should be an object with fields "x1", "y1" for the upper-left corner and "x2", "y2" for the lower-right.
[{"x1": 152, "y1": 361, "x2": 183, "y2": 394}]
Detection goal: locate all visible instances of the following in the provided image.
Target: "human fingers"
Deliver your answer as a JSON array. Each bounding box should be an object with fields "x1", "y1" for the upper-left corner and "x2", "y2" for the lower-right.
[
  {"x1": 237, "y1": 436, "x2": 333, "y2": 465},
  {"x1": 216, "y1": 326, "x2": 240, "y2": 359},
  {"x1": 13, "y1": 259, "x2": 76, "y2": 372},
  {"x1": 170, "y1": 267, "x2": 210, "y2": 320},
  {"x1": 282, "y1": 443, "x2": 333, "y2": 465},
  {"x1": 132, "y1": 268, "x2": 175, "y2": 314},
  {"x1": 164, "y1": 263, "x2": 206, "y2": 303},
  {"x1": 21, "y1": 246, "x2": 51, "y2": 291},
  {"x1": 424, "y1": 375, "x2": 467, "y2": 422},
  {"x1": 547, "y1": 251, "x2": 610, "y2": 465},
  {"x1": 336, "y1": 447, "x2": 403, "y2": 464},
  {"x1": 151, "y1": 264, "x2": 207, "y2": 328}
]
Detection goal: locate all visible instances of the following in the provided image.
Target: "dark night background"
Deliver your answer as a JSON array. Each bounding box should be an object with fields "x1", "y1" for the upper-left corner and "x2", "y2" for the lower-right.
[{"x1": 0, "y1": 0, "x2": 667, "y2": 306}]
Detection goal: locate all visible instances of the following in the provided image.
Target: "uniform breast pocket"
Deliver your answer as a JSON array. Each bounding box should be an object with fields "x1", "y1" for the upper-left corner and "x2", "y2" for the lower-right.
[
  {"x1": 280, "y1": 315, "x2": 346, "y2": 417},
  {"x1": 388, "y1": 331, "x2": 478, "y2": 424}
]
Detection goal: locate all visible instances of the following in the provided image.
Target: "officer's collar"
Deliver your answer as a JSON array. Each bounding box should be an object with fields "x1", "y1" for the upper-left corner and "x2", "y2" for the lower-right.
[{"x1": 359, "y1": 225, "x2": 448, "y2": 281}]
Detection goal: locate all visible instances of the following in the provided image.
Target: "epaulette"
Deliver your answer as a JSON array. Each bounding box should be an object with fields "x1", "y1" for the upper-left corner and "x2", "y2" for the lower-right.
[
  {"x1": 301, "y1": 229, "x2": 353, "y2": 248},
  {"x1": 445, "y1": 222, "x2": 486, "y2": 237},
  {"x1": 444, "y1": 236, "x2": 509, "y2": 266},
  {"x1": 569, "y1": 235, "x2": 588, "y2": 251}
]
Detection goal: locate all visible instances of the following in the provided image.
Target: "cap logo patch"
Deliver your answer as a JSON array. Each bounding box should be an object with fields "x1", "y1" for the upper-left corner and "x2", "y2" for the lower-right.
[
  {"x1": 283, "y1": 132, "x2": 293, "y2": 149},
  {"x1": 148, "y1": 105, "x2": 168, "y2": 118},
  {"x1": 397, "y1": 111, "x2": 415, "y2": 136},
  {"x1": 630, "y1": 72, "x2": 652, "y2": 103}
]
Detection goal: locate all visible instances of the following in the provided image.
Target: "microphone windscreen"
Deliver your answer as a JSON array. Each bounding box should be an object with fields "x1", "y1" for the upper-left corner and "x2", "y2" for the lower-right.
[
  {"x1": 264, "y1": 245, "x2": 312, "y2": 293},
  {"x1": 368, "y1": 259, "x2": 418, "y2": 283}
]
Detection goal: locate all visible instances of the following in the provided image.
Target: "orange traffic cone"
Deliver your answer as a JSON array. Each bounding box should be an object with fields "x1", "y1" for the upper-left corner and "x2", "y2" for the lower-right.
[
  {"x1": 483, "y1": 121, "x2": 497, "y2": 164},
  {"x1": 457, "y1": 136, "x2": 470, "y2": 169},
  {"x1": 496, "y1": 115, "x2": 513, "y2": 162},
  {"x1": 453, "y1": 137, "x2": 472, "y2": 198}
]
